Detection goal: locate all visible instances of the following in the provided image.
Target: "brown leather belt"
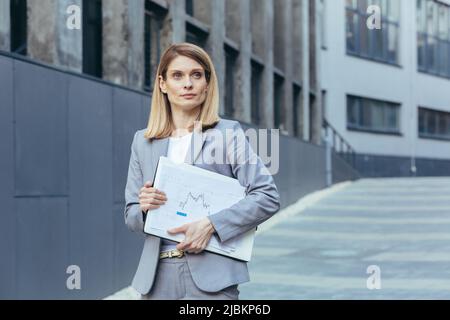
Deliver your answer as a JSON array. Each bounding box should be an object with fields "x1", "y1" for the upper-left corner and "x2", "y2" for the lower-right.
[{"x1": 159, "y1": 249, "x2": 185, "y2": 259}]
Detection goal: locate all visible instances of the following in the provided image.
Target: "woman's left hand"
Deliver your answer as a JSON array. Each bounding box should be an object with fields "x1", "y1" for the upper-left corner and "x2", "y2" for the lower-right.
[{"x1": 167, "y1": 218, "x2": 216, "y2": 254}]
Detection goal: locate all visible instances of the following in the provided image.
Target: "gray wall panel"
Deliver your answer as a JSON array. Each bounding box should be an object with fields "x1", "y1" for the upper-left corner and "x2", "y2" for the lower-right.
[
  {"x1": 332, "y1": 152, "x2": 360, "y2": 184},
  {"x1": 14, "y1": 60, "x2": 68, "y2": 197},
  {"x1": 355, "y1": 154, "x2": 450, "y2": 178},
  {"x1": 16, "y1": 198, "x2": 69, "y2": 299},
  {"x1": 141, "y1": 95, "x2": 151, "y2": 127},
  {"x1": 112, "y1": 88, "x2": 144, "y2": 203},
  {"x1": 112, "y1": 204, "x2": 143, "y2": 291},
  {"x1": 67, "y1": 77, "x2": 114, "y2": 299},
  {"x1": 0, "y1": 56, "x2": 16, "y2": 298}
]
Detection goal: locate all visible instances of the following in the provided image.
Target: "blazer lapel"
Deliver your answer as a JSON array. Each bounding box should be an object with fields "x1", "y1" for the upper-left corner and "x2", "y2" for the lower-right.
[
  {"x1": 150, "y1": 123, "x2": 208, "y2": 177},
  {"x1": 150, "y1": 137, "x2": 169, "y2": 182},
  {"x1": 184, "y1": 126, "x2": 207, "y2": 165}
]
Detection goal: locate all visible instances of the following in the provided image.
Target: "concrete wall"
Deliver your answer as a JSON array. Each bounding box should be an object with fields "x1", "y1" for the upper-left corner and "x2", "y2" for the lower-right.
[{"x1": 0, "y1": 0, "x2": 323, "y2": 144}]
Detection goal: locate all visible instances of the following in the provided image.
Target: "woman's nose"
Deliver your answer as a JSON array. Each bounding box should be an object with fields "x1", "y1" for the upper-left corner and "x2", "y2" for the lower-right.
[{"x1": 184, "y1": 77, "x2": 193, "y2": 88}]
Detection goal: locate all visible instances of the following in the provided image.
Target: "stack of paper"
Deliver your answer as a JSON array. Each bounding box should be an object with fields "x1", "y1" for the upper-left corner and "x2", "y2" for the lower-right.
[{"x1": 144, "y1": 156, "x2": 256, "y2": 261}]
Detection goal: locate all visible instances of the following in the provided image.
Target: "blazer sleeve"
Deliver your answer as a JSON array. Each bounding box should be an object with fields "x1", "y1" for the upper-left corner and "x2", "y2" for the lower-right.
[
  {"x1": 207, "y1": 121, "x2": 281, "y2": 243},
  {"x1": 124, "y1": 131, "x2": 146, "y2": 234}
]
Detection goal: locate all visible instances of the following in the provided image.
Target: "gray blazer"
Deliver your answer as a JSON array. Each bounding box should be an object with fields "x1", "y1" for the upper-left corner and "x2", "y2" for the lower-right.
[{"x1": 124, "y1": 118, "x2": 281, "y2": 294}]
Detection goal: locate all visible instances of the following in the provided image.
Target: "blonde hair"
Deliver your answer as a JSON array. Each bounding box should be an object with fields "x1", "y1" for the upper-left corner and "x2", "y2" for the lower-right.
[{"x1": 144, "y1": 42, "x2": 221, "y2": 140}]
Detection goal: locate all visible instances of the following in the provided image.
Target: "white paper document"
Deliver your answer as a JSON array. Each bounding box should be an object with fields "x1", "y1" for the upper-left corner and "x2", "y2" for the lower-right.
[{"x1": 144, "y1": 156, "x2": 256, "y2": 261}]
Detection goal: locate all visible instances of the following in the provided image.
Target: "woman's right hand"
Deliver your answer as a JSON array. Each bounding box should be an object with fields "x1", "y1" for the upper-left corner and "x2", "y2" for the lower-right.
[{"x1": 139, "y1": 181, "x2": 168, "y2": 213}]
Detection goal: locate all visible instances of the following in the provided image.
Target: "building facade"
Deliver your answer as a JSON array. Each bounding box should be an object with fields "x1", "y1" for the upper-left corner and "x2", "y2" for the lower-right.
[
  {"x1": 0, "y1": 0, "x2": 324, "y2": 144},
  {"x1": 321, "y1": 0, "x2": 450, "y2": 176}
]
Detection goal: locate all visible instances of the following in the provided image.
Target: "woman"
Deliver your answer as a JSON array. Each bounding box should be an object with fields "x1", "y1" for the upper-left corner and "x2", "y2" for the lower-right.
[{"x1": 124, "y1": 43, "x2": 280, "y2": 300}]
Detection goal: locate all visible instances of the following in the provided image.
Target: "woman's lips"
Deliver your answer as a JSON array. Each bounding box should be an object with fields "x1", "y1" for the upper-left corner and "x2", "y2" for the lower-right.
[{"x1": 181, "y1": 94, "x2": 196, "y2": 99}]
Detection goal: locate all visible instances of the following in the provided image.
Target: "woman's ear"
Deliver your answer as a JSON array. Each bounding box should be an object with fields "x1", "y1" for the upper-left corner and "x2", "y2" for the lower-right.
[{"x1": 159, "y1": 75, "x2": 167, "y2": 94}]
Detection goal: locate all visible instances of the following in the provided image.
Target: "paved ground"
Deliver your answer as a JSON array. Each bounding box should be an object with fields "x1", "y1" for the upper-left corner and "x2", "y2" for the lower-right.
[
  {"x1": 107, "y1": 177, "x2": 450, "y2": 300},
  {"x1": 239, "y1": 177, "x2": 450, "y2": 299}
]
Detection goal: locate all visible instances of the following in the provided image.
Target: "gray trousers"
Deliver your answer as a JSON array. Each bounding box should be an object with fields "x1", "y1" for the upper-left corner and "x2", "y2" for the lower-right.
[{"x1": 140, "y1": 255, "x2": 240, "y2": 300}]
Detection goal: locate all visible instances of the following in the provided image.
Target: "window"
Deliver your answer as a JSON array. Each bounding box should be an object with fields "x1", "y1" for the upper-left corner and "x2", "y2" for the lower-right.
[
  {"x1": 185, "y1": 22, "x2": 207, "y2": 48},
  {"x1": 251, "y1": 61, "x2": 263, "y2": 126},
  {"x1": 82, "y1": 0, "x2": 102, "y2": 77},
  {"x1": 10, "y1": 0, "x2": 27, "y2": 55},
  {"x1": 319, "y1": 0, "x2": 327, "y2": 49},
  {"x1": 417, "y1": 0, "x2": 450, "y2": 78},
  {"x1": 309, "y1": 93, "x2": 316, "y2": 140},
  {"x1": 274, "y1": 74, "x2": 284, "y2": 129},
  {"x1": 224, "y1": 45, "x2": 238, "y2": 118},
  {"x1": 186, "y1": 0, "x2": 194, "y2": 16},
  {"x1": 346, "y1": 0, "x2": 400, "y2": 65},
  {"x1": 419, "y1": 107, "x2": 450, "y2": 140},
  {"x1": 293, "y1": 84, "x2": 302, "y2": 137},
  {"x1": 347, "y1": 95, "x2": 401, "y2": 134},
  {"x1": 144, "y1": 1, "x2": 165, "y2": 92}
]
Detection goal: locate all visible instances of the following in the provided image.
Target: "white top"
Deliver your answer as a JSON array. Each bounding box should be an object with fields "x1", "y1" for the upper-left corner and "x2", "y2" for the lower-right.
[
  {"x1": 160, "y1": 132, "x2": 193, "y2": 252},
  {"x1": 167, "y1": 132, "x2": 193, "y2": 164}
]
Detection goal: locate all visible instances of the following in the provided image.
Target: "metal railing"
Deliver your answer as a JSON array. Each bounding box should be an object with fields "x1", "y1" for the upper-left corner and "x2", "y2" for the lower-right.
[{"x1": 322, "y1": 118, "x2": 357, "y2": 169}]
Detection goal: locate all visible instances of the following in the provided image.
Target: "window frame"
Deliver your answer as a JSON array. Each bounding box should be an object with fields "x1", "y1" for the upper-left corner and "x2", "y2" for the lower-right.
[
  {"x1": 10, "y1": 0, "x2": 27, "y2": 55},
  {"x1": 417, "y1": 0, "x2": 450, "y2": 79},
  {"x1": 143, "y1": 1, "x2": 166, "y2": 92},
  {"x1": 418, "y1": 106, "x2": 450, "y2": 141},
  {"x1": 347, "y1": 94, "x2": 402, "y2": 135},
  {"x1": 345, "y1": 0, "x2": 401, "y2": 66}
]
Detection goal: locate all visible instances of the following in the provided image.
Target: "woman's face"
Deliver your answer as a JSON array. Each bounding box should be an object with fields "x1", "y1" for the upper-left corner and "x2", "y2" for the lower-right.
[{"x1": 159, "y1": 55, "x2": 209, "y2": 114}]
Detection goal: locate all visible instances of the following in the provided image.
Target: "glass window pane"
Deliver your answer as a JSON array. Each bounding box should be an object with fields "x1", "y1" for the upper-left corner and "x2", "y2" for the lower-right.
[
  {"x1": 346, "y1": 10, "x2": 358, "y2": 52},
  {"x1": 346, "y1": 0, "x2": 358, "y2": 9},
  {"x1": 448, "y1": 42, "x2": 450, "y2": 77},
  {"x1": 418, "y1": 108, "x2": 425, "y2": 134},
  {"x1": 426, "y1": 0, "x2": 438, "y2": 36},
  {"x1": 417, "y1": 33, "x2": 427, "y2": 69},
  {"x1": 447, "y1": 114, "x2": 450, "y2": 136},
  {"x1": 372, "y1": 28, "x2": 384, "y2": 59},
  {"x1": 417, "y1": 0, "x2": 426, "y2": 33},
  {"x1": 362, "y1": 99, "x2": 372, "y2": 128},
  {"x1": 372, "y1": 101, "x2": 384, "y2": 130},
  {"x1": 347, "y1": 96, "x2": 359, "y2": 126},
  {"x1": 388, "y1": 105, "x2": 399, "y2": 131},
  {"x1": 438, "y1": 40, "x2": 448, "y2": 76},
  {"x1": 438, "y1": 113, "x2": 447, "y2": 135},
  {"x1": 376, "y1": 0, "x2": 386, "y2": 18},
  {"x1": 388, "y1": 0, "x2": 400, "y2": 21},
  {"x1": 357, "y1": 0, "x2": 368, "y2": 12},
  {"x1": 448, "y1": 9, "x2": 450, "y2": 42},
  {"x1": 359, "y1": 14, "x2": 369, "y2": 56},
  {"x1": 427, "y1": 111, "x2": 437, "y2": 134},
  {"x1": 387, "y1": 23, "x2": 398, "y2": 62},
  {"x1": 438, "y1": 4, "x2": 449, "y2": 40},
  {"x1": 427, "y1": 36, "x2": 438, "y2": 72}
]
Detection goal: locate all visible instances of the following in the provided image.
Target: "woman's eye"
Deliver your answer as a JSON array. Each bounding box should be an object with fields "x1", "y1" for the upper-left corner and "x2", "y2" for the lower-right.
[
  {"x1": 173, "y1": 73, "x2": 182, "y2": 79},
  {"x1": 193, "y1": 72, "x2": 202, "y2": 78}
]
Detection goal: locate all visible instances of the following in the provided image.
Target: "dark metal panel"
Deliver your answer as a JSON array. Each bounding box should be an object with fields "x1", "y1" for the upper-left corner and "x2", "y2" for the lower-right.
[
  {"x1": 296, "y1": 142, "x2": 327, "y2": 197},
  {"x1": 355, "y1": 153, "x2": 450, "y2": 178},
  {"x1": 332, "y1": 152, "x2": 360, "y2": 184},
  {"x1": 67, "y1": 76, "x2": 114, "y2": 299},
  {"x1": 141, "y1": 95, "x2": 151, "y2": 128},
  {"x1": 14, "y1": 60, "x2": 68, "y2": 196},
  {"x1": 112, "y1": 203, "x2": 143, "y2": 291},
  {"x1": 0, "y1": 56, "x2": 16, "y2": 299},
  {"x1": 16, "y1": 197, "x2": 69, "y2": 299},
  {"x1": 112, "y1": 88, "x2": 144, "y2": 204},
  {"x1": 416, "y1": 158, "x2": 450, "y2": 177}
]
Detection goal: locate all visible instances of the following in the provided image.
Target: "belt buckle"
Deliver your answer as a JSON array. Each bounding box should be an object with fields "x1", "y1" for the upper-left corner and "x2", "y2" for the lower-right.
[{"x1": 176, "y1": 249, "x2": 184, "y2": 258}]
